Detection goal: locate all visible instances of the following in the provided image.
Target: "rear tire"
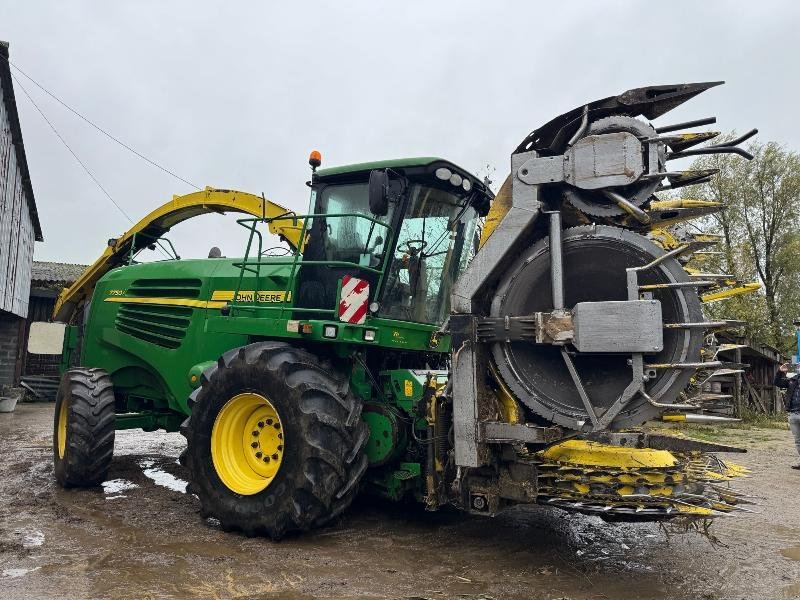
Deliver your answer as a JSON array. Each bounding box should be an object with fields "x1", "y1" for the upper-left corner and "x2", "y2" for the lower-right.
[
  {"x1": 182, "y1": 341, "x2": 369, "y2": 538},
  {"x1": 53, "y1": 368, "x2": 116, "y2": 487}
]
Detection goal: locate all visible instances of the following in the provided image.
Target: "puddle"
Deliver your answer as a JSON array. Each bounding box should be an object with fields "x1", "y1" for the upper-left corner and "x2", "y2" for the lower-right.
[
  {"x1": 785, "y1": 581, "x2": 800, "y2": 598},
  {"x1": 21, "y1": 530, "x2": 44, "y2": 548},
  {"x1": 1, "y1": 567, "x2": 41, "y2": 579},
  {"x1": 782, "y1": 546, "x2": 800, "y2": 561},
  {"x1": 139, "y1": 459, "x2": 188, "y2": 493},
  {"x1": 102, "y1": 479, "x2": 139, "y2": 494}
]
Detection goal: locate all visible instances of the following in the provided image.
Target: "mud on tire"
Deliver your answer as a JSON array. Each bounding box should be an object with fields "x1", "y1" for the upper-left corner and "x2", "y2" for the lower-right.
[
  {"x1": 181, "y1": 341, "x2": 369, "y2": 538},
  {"x1": 53, "y1": 368, "x2": 116, "y2": 487}
]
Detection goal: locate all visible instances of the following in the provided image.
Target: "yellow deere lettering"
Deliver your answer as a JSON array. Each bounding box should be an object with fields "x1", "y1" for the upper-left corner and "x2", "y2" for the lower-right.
[
  {"x1": 404, "y1": 380, "x2": 414, "y2": 397},
  {"x1": 210, "y1": 290, "x2": 290, "y2": 303}
]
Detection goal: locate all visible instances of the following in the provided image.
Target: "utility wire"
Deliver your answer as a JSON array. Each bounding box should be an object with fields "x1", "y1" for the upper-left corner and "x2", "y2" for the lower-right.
[
  {"x1": 12, "y1": 73, "x2": 135, "y2": 223},
  {"x1": 12, "y1": 73, "x2": 172, "y2": 260},
  {"x1": 1, "y1": 53, "x2": 200, "y2": 189}
]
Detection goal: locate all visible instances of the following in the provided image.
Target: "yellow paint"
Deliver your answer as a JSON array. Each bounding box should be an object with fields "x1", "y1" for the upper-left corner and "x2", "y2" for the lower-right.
[
  {"x1": 54, "y1": 187, "x2": 303, "y2": 322},
  {"x1": 489, "y1": 362, "x2": 522, "y2": 424},
  {"x1": 210, "y1": 290, "x2": 290, "y2": 303},
  {"x1": 676, "y1": 505, "x2": 713, "y2": 516},
  {"x1": 572, "y1": 482, "x2": 590, "y2": 494},
  {"x1": 649, "y1": 199, "x2": 723, "y2": 210},
  {"x1": 661, "y1": 414, "x2": 687, "y2": 422},
  {"x1": 211, "y1": 392, "x2": 284, "y2": 495},
  {"x1": 478, "y1": 175, "x2": 511, "y2": 248},
  {"x1": 648, "y1": 228, "x2": 681, "y2": 250},
  {"x1": 57, "y1": 399, "x2": 68, "y2": 460},
  {"x1": 538, "y1": 439, "x2": 678, "y2": 468},
  {"x1": 701, "y1": 282, "x2": 762, "y2": 303},
  {"x1": 104, "y1": 296, "x2": 227, "y2": 309}
]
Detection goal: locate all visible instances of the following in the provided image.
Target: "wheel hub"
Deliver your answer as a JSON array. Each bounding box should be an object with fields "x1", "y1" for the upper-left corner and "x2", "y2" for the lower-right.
[
  {"x1": 57, "y1": 399, "x2": 67, "y2": 459},
  {"x1": 211, "y1": 392, "x2": 284, "y2": 495}
]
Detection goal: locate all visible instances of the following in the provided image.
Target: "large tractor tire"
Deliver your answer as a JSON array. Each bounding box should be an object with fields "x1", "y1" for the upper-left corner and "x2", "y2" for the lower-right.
[
  {"x1": 53, "y1": 368, "x2": 116, "y2": 487},
  {"x1": 182, "y1": 341, "x2": 369, "y2": 538}
]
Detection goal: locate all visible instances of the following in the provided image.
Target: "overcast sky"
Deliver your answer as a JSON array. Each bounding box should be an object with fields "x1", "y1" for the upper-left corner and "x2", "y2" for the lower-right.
[{"x1": 4, "y1": 1, "x2": 799, "y2": 264}]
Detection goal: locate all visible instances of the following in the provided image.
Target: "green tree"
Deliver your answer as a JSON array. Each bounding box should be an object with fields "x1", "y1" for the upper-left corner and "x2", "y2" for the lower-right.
[{"x1": 688, "y1": 139, "x2": 800, "y2": 354}]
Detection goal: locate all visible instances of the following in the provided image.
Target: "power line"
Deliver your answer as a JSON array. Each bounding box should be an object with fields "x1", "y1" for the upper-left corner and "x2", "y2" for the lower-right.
[
  {"x1": 12, "y1": 73, "x2": 172, "y2": 260},
  {"x1": 1, "y1": 53, "x2": 200, "y2": 189},
  {"x1": 12, "y1": 73, "x2": 135, "y2": 223}
]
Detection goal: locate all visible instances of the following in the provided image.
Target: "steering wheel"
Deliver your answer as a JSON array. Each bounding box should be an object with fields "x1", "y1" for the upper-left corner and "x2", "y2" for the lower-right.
[{"x1": 399, "y1": 239, "x2": 428, "y2": 255}]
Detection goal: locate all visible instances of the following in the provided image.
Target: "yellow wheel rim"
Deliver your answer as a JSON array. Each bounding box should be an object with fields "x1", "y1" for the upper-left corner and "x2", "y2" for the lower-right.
[
  {"x1": 57, "y1": 399, "x2": 68, "y2": 459},
  {"x1": 211, "y1": 392, "x2": 284, "y2": 495}
]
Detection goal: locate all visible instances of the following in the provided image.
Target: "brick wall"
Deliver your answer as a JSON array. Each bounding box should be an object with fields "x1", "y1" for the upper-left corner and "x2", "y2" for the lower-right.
[{"x1": 0, "y1": 311, "x2": 21, "y2": 387}]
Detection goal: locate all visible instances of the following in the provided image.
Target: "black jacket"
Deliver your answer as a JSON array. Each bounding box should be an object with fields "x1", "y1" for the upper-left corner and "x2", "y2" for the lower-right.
[{"x1": 775, "y1": 370, "x2": 800, "y2": 412}]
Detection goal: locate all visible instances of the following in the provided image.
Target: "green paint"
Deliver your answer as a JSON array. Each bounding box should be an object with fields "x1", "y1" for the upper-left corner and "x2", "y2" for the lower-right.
[
  {"x1": 362, "y1": 411, "x2": 395, "y2": 465},
  {"x1": 315, "y1": 157, "x2": 443, "y2": 178},
  {"x1": 70, "y1": 157, "x2": 484, "y2": 501}
]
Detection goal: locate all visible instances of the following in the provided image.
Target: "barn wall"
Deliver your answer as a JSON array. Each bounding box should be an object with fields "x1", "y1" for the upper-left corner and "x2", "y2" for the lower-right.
[
  {"x1": 0, "y1": 311, "x2": 22, "y2": 387},
  {"x1": 0, "y1": 67, "x2": 35, "y2": 318}
]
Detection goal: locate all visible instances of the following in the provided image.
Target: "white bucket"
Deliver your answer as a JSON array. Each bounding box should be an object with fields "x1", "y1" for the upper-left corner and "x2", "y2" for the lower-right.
[{"x1": 0, "y1": 396, "x2": 18, "y2": 413}]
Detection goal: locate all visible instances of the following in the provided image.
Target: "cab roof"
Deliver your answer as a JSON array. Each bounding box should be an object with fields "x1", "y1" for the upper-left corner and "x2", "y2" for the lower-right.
[{"x1": 316, "y1": 157, "x2": 469, "y2": 179}]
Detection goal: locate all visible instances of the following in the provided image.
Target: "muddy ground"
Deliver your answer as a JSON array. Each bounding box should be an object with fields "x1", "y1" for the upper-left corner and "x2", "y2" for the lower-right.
[{"x1": 1, "y1": 404, "x2": 799, "y2": 600}]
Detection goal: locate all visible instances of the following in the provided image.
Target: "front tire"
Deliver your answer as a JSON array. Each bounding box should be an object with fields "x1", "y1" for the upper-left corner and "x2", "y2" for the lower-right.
[
  {"x1": 53, "y1": 368, "x2": 116, "y2": 487},
  {"x1": 182, "y1": 342, "x2": 369, "y2": 538}
]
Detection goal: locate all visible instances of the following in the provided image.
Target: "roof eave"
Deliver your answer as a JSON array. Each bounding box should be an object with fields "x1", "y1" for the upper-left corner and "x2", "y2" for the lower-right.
[{"x1": 0, "y1": 41, "x2": 43, "y2": 241}]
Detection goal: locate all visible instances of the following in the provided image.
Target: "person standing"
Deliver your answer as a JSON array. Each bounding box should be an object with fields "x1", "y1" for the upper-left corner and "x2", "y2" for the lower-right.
[{"x1": 775, "y1": 362, "x2": 800, "y2": 469}]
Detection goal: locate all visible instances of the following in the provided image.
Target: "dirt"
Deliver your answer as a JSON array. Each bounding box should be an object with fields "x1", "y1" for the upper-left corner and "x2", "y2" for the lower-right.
[{"x1": 2, "y1": 404, "x2": 800, "y2": 600}]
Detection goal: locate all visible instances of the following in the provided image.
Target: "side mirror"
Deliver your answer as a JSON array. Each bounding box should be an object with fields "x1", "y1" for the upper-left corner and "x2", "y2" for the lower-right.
[{"x1": 368, "y1": 170, "x2": 389, "y2": 216}]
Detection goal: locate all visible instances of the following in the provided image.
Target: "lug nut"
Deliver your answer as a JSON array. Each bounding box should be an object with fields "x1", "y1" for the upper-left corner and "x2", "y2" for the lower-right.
[
  {"x1": 263, "y1": 456, "x2": 270, "y2": 463},
  {"x1": 277, "y1": 445, "x2": 283, "y2": 451},
  {"x1": 252, "y1": 430, "x2": 259, "y2": 437},
  {"x1": 272, "y1": 453, "x2": 279, "y2": 460},
  {"x1": 266, "y1": 418, "x2": 273, "y2": 426},
  {"x1": 258, "y1": 421, "x2": 264, "y2": 428},
  {"x1": 251, "y1": 442, "x2": 258, "y2": 448},
  {"x1": 273, "y1": 423, "x2": 281, "y2": 430},
  {"x1": 255, "y1": 451, "x2": 262, "y2": 458}
]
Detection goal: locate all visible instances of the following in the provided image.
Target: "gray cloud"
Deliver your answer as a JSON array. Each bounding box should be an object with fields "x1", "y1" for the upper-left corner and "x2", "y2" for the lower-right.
[{"x1": 4, "y1": 0, "x2": 797, "y2": 263}]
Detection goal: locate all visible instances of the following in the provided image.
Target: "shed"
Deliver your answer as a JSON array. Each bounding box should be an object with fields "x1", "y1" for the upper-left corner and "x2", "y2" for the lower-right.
[
  {"x1": 716, "y1": 332, "x2": 784, "y2": 415},
  {"x1": 0, "y1": 40, "x2": 43, "y2": 390},
  {"x1": 21, "y1": 261, "x2": 87, "y2": 399}
]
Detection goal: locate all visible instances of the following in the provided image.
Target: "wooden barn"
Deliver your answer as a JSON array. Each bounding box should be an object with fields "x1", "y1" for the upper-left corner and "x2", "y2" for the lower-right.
[
  {"x1": 715, "y1": 331, "x2": 784, "y2": 415},
  {"x1": 19, "y1": 262, "x2": 86, "y2": 399},
  {"x1": 0, "y1": 40, "x2": 43, "y2": 391}
]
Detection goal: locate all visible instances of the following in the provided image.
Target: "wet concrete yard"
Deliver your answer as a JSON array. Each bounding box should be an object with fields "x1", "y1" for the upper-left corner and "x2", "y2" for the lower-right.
[{"x1": 2, "y1": 403, "x2": 800, "y2": 599}]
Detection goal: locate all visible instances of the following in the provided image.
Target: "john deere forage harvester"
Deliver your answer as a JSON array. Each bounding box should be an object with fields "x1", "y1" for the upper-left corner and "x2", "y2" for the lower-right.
[{"x1": 52, "y1": 82, "x2": 755, "y2": 537}]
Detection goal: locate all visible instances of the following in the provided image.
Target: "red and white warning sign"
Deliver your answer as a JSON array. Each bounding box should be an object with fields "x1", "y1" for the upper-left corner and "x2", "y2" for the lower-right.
[{"x1": 338, "y1": 275, "x2": 369, "y2": 325}]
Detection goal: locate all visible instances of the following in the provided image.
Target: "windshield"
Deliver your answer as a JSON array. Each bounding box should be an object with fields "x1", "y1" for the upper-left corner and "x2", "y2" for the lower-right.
[
  {"x1": 380, "y1": 183, "x2": 477, "y2": 325},
  {"x1": 309, "y1": 183, "x2": 392, "y2": 266}
]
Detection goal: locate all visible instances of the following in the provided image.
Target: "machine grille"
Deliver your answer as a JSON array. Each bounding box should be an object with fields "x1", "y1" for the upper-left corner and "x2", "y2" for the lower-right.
[
  {"x1": 115, "y1": 303, "x2": 193, "y2": 349},
  {"x1": 127, "y1": 278, "x2": 202, "y2": 298}
]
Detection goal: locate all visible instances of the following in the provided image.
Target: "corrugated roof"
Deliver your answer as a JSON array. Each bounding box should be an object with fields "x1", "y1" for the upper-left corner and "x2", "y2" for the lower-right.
[
  {"x1": 32, "y1": 261, "x2": 87, "y2": 284},
  {"x1": 0, "y1": 41, "x2": 43, "y2": 241}
]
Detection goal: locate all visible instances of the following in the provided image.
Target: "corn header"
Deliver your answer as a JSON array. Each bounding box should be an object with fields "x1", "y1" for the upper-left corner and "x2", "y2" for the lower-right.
[{"x1": 49, "y1": 82, "x2": 756, "y2": 538}]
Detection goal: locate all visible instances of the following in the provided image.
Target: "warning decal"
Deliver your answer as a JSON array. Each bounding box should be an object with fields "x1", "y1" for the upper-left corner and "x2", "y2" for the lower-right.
[{"x1": 338, "y1": 276, "x2": 369, "y2": 325}]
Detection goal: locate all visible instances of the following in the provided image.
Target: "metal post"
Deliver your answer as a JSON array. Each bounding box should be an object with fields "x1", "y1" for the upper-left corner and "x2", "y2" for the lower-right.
[
  {"x1": 549, "y1": 211, "x2": 564, "y2": 311},
  {"x1": 734, "y1": 346, "x2": 743, "y2": 418}
]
